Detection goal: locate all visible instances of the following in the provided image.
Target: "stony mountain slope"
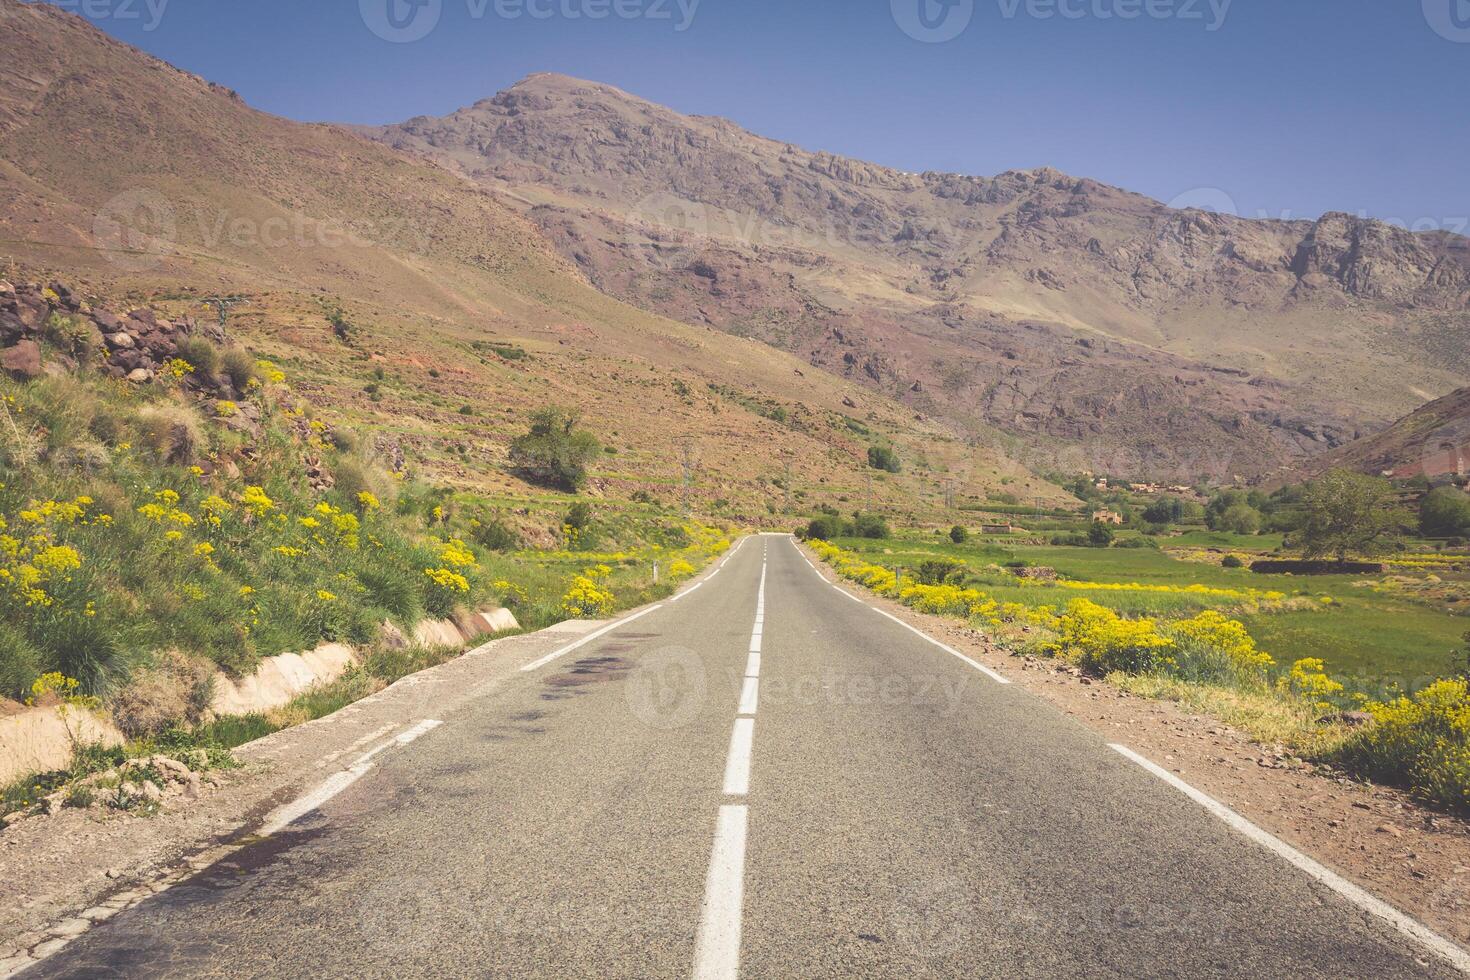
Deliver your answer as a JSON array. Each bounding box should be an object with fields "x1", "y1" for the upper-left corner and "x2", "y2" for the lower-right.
[
  {"x1": 1300, "y1": 386, "x2": 1470, "y2": 482},
  {"x1": 0, "y1": 0, "x2": 1068, "y2": 514},
  {"x1": 366, "y1": 73, "x2": 1470, "y2": 480}
]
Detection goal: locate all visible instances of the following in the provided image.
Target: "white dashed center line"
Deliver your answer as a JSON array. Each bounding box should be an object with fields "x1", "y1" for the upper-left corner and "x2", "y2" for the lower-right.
[{"x1": 693, "y1": 548, "x2": 767, "y2": 979}]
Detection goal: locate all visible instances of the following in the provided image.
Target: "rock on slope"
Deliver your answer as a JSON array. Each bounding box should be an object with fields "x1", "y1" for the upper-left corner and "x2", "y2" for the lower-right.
[{"x1": 0, "y1": 0, "x2": 1069, "y2": 512}]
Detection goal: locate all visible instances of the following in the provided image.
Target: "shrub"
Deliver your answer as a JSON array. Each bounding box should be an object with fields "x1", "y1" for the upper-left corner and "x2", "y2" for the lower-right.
[
  {"x1": 851, "y1": 512, "x2": 890, "y2": 539},
  {"x1": 107, "y1": 651, "x2": 214, "y2": 738},
  {"x1": 176, "y1": 337, "x2": 219, "y2": 378},
  {"x1": 470, "y1": 516, "x2": 521, "y2": 552},
  {"x1": 867, "y1": 446, "x2": 901, "y2": 473},
  {"x1": 354, "y1": 563, "x2": 425, "y2": 626},
  {"x1": 1043, "y1": 599, "x2": 1175, "y2": 676},
  {"x1": 916, "y1": 558, "x2": 966, "y2": 586},
  {"x1": 1221, "y1": 554, "x2": 1245, "y2": 569},
  {"x1": 1332, "y1": 679, "x2": 1470, "y2": 814},
  {"x1": 0, "y1": 622, "x2": 43, "y2": 701},
  {"x1": 1421, "y1": 487, "x2": 1470, "y2": 538},
  {"x1": 950, "y1": 525, "x2": 969, "y2": 544},
  {"x1": 562, "y1": 573, "x2": 614, "y2": 618},
  {"x1": 805, "y1": 515, "x2": 846, "y2": 541},
  {"x1": 566, "y1": 502, "x2": 594, "y2": 531},
  {"x1": 133, "y1": 403, "x2": 204, "y2": 466},
  {"x1": 508, "y1": 408, "x2": 601, "y2": 492},
  {"x1": 1087, "y1": 522, "x2": 1115, "y2": 548},
  {"x1": 219, "y1": 347, "x2": 258, "y2": 392}
]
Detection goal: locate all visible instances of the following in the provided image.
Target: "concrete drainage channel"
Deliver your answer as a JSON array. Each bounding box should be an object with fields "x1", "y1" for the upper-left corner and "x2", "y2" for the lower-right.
[{"x1": 0, "y1": 548, "x2": 744, "y2": 977}]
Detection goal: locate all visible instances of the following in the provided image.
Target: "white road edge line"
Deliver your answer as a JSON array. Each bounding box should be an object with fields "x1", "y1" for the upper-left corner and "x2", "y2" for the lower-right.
[
  {"x1": 869, "y1": 606, "x2": 1011, "y2": 685},
  {"x1": 259, "y1": 720, "x2": 443, "y2": 837},
  {"x1": 520, "y1": 604, "x2": 663, "y2": 672},
  {"x1": 1110, "y1": 743, "x2": 1470, "y2": 975},
  {"x1": 692, "y1": 804, "x2": 748, "y2": 980},
  {"x1": 722, "y1": 717, "x2": 755, "y2": 795},
  {"x1": 793, "y1": 538, "x2": 1009, "y2": 685}
]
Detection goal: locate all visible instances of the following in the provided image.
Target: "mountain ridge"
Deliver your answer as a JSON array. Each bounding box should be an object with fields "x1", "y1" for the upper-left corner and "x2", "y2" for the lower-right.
[
  {"x1": 365, "y1": 72, "x2": 1470, "y2": 481},
  {"x1": 0, "y1": 0, "x2": 1070, "y2": 514}
]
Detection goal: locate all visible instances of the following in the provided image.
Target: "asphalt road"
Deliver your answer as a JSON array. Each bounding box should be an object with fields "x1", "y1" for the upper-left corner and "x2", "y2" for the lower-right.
[{"x1": 20, "y1": 536, "x2": 1465, "y2": 978}]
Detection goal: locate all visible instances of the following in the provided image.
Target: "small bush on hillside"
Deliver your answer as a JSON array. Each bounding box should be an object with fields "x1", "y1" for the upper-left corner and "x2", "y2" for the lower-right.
[
  {"x1": 917, "y1": 558, "x2": 966, "y2": 586},
  {"x1": 805, "y1": 515, "x2": 846, "y2": 541},
  {"x1": 176, "y1": 337, "x2": 219, "y2": 378},
  {"x1": 851, "y1": 512, "x2": 890, "y2": 539},
  {"x1": 470, "y1": 516, "x2": 521, "y2": 552},
  {"x1": 867, "y1": 446, "x2": 901, "y2": 474},
  {"x1": 508, "y1": 408, "x2": 600, "y2": 492},
  {"x1": 950, "y1": 525, "x2": 969, "y2": 544},
  {"x1": 566, "y1": 502, "x2": 594, "y2": 531},
  {"x1": 219, "y1": 347, "x2": 258, "y2": 392},
  {"x1": 1222, "y1": 554, "x2": 1245, "y2": 569},
  {"x1": 133, "y1": 403, "x2": 204, "y2": 466}
]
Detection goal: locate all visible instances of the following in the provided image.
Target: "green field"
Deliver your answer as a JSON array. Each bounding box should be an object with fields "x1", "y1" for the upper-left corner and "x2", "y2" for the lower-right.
[{"x1": 833, "y1": 533, "x2": 1469, "y2": 695}]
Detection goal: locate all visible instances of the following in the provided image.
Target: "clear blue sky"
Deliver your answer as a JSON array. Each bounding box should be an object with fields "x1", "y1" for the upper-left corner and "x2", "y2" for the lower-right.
[{"x1": 58, "y1": 0, "x2": 1469, "y2": 225}]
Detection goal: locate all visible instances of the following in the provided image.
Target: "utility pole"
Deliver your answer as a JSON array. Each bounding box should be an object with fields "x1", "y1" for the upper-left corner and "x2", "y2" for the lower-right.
[{"x1": 680, "y1": 440, "x2": 699, "y2": 517}]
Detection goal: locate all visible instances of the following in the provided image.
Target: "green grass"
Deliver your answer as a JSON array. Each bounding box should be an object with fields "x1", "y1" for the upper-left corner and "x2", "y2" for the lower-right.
[{"x1": 833, "y1": 531, "x2": 1468, "y2": 695}]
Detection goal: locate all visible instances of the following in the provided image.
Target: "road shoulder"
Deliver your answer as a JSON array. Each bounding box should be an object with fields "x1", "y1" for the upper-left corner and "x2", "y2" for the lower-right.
[{"x1": 794, "y1": 539, "x2": 1470, "y2": 954}]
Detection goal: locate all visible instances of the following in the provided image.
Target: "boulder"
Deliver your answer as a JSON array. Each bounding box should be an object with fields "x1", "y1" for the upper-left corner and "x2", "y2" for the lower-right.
[
  {"x1": 91, "y1": 309, "x2": 122, "y2": 332},
  {"x1": 126, "y1": 368, "x2": 153, "y2": 384},
  {"x1": 106, "y1": 332, "x2": 136, "y2": 350},
  {"x1": 0, "y1": 312, "x2": 25, "y2": 344},
  {"x1": 1, "y1": 340, "x2": 43, "y2": 380}
]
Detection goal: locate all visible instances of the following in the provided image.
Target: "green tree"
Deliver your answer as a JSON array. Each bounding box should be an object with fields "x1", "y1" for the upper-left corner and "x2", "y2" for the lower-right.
[
  {"x1": 508, "y1": 408, "x2": 601, "y2": 492},
  {"x1": 1142, "y1": 497, "x2": 1184, "y2": 525},
  {"x1": 1219, "y1": 504, "x2": 1262, "y2": 535},
  {"x1": 1206, "y1": 490, "x2": 1261, "y2": 532},
  {"x1": 1297, "y1": 470, "x2": 1406, "y2": 562},
  {"x1": 950, "y1": 525, "x2": 969, "y2": 544},
  {"x1": 867, "y1": 446, "x2": 901, "y2": 474},
  {"x1": 852, "y1": 512, "x2": 890, "y2": 539},
  {"x1": 1420, "y1": 486, "x2": 1470, "y2": 538},
  {"x1": 805, "y1": 515, "x2": 845, "y2": 541},
  {"x1": 1087, "y1": 521, "x2": 1115, "y2": 548}
]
